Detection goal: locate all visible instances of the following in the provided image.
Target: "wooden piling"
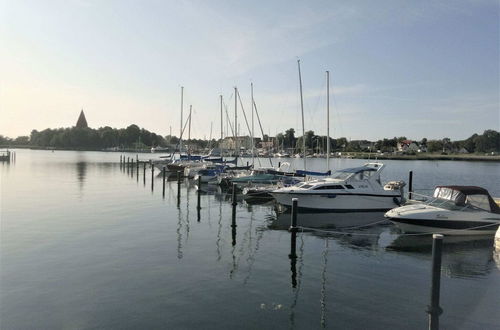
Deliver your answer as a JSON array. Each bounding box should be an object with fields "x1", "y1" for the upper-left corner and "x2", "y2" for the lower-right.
[
  {"x1": 427, "y1": 234, "x2": 444, "y2": 330},
  {"x1": 151, "y1": 164, "x2": 154, "y2": 190},
  {"x1": 289, "y1": 198, "x2": 298, "y2": 259},
  {"x1": 197, "y1": 176, "x2": 201, "y2": 210},
  {"x1": 408, "y1": 170, "x2": 413, "y2": 200},
  {"x1": 162, "y1": 166, "x2": 166, "y2": 197},
  {"x1": 231, "y1": 183, "x2": 237, "y2": 207},
  {"x1": 143, "y1": 162, "x2": 146, "y2": 184}
]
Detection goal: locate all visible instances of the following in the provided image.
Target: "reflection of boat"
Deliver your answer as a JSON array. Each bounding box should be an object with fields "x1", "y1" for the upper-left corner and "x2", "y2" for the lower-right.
[
  {"x1": 268, "y1": 210, "x2": 388, "y2": 230},
  {"x1": 386, "y1": 235, "x2": 495, "y2": 278},
  {"x1": 386, "y1": 186, "x2": 500, "y2": 235},
  {"x1": 271, "y1": 163, "x2": 404, "y2": 212}
]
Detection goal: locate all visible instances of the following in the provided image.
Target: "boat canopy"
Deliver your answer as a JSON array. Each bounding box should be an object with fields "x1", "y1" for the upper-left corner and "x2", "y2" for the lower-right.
[
  {"x1": 433, "y1": 186, "x2": 500, "y2": 213},
  {"x1": 338, "y1": 166, "x2": 377, "y2": 173}
]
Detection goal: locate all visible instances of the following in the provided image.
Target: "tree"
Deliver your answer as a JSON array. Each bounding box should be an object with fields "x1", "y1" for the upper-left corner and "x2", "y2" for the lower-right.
[
  {"x1": 284, "y1": 128, "x2": 295, "y2": 149},
  {"x1": 427, "y1": 140, "x2": 443, "y2": 153}
]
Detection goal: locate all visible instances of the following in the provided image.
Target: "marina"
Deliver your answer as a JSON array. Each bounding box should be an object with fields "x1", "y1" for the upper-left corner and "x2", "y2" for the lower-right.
[{"x1": 1, "y1": 150, "x2": 499, "y2": 329}]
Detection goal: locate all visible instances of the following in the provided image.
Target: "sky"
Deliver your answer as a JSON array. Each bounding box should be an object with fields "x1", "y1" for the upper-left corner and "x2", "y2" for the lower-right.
[{"x1": 1, "y1": 0, "x2": 499, "y2": 141}]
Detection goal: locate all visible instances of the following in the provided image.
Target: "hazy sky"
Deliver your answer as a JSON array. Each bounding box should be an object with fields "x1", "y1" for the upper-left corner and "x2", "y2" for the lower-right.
[{"x1": 1, "y1": 0, "x2": 498, "y2": 140}]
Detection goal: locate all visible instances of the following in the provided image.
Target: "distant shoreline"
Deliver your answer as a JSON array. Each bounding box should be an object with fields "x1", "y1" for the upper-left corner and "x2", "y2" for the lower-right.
[{"x1": 2, "y1": 145, "x2": 499, "y2": 162}]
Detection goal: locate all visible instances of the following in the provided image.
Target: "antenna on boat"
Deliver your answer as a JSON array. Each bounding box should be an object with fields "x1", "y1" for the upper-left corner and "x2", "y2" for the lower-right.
[{"x1": 297, "y1": 59, "x2": 306, "y2": 171}]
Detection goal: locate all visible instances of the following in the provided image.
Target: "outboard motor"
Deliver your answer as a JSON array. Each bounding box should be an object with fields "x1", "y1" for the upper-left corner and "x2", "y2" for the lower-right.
[{"x1": 384, "y1": 181, "x2": 407, "y2": 204}]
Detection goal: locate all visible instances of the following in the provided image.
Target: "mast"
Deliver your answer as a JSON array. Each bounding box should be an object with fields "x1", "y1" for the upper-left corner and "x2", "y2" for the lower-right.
[
  {"x1": 297, "y1": 60, "x2": 306, "y2": 170},
  {"x1": 188, "y1": 105, "x2": 192, "y2": 157},
  {"x1": 234, "y1": 87, "x2": 238, "y2": 156},
  {"x1": 326, "y1": 70, "x2": 330, "y2": 171},
  {"x1": 180, "y1": 86, "x2": 184, "y2": 152},
  {"x1": 251, "y1": 83, "x2": 255, "y2": 167},
  {"x1": 220, "y1": 95, "x2": 224, "y2": 156}
]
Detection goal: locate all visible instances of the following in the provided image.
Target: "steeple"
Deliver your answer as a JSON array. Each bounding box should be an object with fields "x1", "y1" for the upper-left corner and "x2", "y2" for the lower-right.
[{"x1": 76, "y1": 109, "x2": 88, "y2": 128}]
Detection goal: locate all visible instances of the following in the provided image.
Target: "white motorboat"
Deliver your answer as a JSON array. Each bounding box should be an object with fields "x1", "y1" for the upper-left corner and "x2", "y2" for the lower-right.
[
  {"x1": 385, "y1": 186, "x2": 500, "y2": 235},
  {"x1": 271, "y1": 162, "x2": 404, "y2": 212}
]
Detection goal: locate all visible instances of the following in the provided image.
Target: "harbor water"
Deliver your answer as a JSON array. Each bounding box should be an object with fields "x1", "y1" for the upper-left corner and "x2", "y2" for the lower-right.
[{"x1": 1, "y1": 150, "x2": 499, "y2": 329}]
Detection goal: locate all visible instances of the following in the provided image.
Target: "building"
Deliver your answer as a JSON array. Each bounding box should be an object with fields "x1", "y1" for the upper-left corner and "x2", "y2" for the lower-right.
[
  {"x1": 398, "y1": 140, "x2": 420, "y2": 152},
  {"x1": 76, "y1": 109, "x2": 88, "y2": 128}
]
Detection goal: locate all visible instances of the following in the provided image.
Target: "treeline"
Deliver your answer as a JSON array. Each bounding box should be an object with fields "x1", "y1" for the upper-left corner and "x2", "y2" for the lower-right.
[
  {"x1": 1, "y1": 125, "x2": 498, "y2": 154},
  {"x1": 0, "y1": 125, "x2": 167, "y2": 150},
  {"x1": 273, "y1": 129, "x2": 499, "y2": 153}
]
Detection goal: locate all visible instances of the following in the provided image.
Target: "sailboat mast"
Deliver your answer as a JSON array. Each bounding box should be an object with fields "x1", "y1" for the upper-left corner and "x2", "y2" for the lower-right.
[
  {"x1": 220, "y1": 95, "x2": 223, "y2": 141},
  {"x1": 326, "y1": 70, "x2": 330, "y2": 171},
  {"x1": 297, "y1": 60, "x2": 306, "y2": 170},
  {"x1": 188, "y1": 105, "x2": 192, "y2": 157},
  {"x1": 234, "y1": 87, "x2": 238, "y2": 156},
  {"x1": 180, "y1": 86, "x2": 184, "y2": 152},
  {"x1": 251, "y1": 83, "x2": 255, "y2": 167}
]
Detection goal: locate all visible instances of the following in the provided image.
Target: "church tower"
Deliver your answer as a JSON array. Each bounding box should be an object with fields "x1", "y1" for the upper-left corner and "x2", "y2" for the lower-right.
[{"x1": 76, "y1": 109, "x2": 88, "y2": 128}]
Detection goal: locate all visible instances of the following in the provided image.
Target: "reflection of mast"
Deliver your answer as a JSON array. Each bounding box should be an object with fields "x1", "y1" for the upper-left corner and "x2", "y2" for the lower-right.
[
  {"x1": 320, "y1": 239, "x2": 329, "y2": 328},
  {"x1": 216, "y1": 199, "x2": 223, "y2": 261},
  {"x1": 176, "y1": 208, "x2": 183, "y2": 259},
  {"x1": 289, "y1": 234, "x2": 305, "y2": 328}
]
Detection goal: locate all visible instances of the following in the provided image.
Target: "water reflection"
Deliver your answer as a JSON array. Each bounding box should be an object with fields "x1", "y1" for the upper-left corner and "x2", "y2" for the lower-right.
[
  {"x1": 269, "y1": 210, "x2": 388, "y2": 231},
  {"x1": 386, "y1": 235, "x2": 496, "y2": 278},
  {"x1": 75, "y1": 161, "x2": 87, "y2": 191}
]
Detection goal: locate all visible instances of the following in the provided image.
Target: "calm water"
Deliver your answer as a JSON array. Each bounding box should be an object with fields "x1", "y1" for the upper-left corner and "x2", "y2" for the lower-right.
[{"x1": 1, "y1": 150, "x2": 499, "y2": 329}]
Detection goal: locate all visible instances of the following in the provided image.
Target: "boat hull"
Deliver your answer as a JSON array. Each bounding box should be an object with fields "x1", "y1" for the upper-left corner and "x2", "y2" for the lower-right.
[
  {"x1": 271, "y1": 191, "x2": 401, "y2": 212},
  {"x1": 387, "y1": 217, "x2": 499, "y2": 236}
]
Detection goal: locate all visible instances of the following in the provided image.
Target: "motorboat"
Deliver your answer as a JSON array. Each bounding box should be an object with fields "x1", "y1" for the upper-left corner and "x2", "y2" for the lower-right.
[
  {"x1": 271, "y1": 163, "x2": 404, "y2": 212},
  {"x1": 385, "y1": 186, "x2": 500, "y2": 235}
]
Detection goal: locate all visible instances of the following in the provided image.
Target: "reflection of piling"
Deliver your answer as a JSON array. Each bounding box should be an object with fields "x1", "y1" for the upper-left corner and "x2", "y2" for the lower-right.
[
  {"x1": 408, "y1": 171, "x2": 413, "y2": 200},
  {"x1": 151, "y1": 163, "x2": 154, "y2": 191},
  {"x1": 427, "y1": 234, "x2": 443, "y2": 330},
  {"x1": 231, "y1": 183, "x2": 237, "y2": 245},
  {"x1": 131, "y1": 159, "x2": 134, "y2": 176},
  {"x1": 162, "y1": 166, "x2": 166, "y2": 197},
  {"x1": 136, "y1": 155, "x2": 139, "y2": 171},
  {"x1": 120, "y1": 155, "x2": 122, "y2": 166},
  {"x1": 289, "y1": 198, "x2": 298, "y2": 259},
  {"x1": 143, "y1": 162, "x2": 146, "y2": 185}
]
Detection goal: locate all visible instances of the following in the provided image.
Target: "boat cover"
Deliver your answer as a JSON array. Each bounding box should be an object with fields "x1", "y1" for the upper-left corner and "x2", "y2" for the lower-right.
[
  {"x1": 434, "y1": 186, "x2": 500, "y2": 214},
  {"x1": 295, "y1": 170, "x2": 332, "y2": 176},
  {"x1": 338, "y1": 166, "x2": 377, "y2": 173}
]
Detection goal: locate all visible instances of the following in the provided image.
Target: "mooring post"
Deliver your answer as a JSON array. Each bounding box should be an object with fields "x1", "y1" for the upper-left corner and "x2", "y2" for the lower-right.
[
  {"x1": 408, "y1": 170, "x2": 413, "y2": 200},
  {"x1": 289, "y1": 198, "x2": 298, "y2": 259},
  {"x1": 427, "y1": 234, "x2": 444, "y2": 330},
  {"x1": 197, "y1": 176, "x2": 202, "y2": 210},
  {"x1": 278, "y1": 161, "x2": 281, "y2": 169},
  {"x1": 143, "y1": 162, "x2": 146, "y2": 184},
  {"x1": 120, "y1": 154, "x2": 122, "y2": 165},
  {"x1": 162, "y1": 166, "x2": 166, "y2": 197},
  {"x1": 151, "y1": 163, "x2": 154, "y2": 191},
  {"x1": 136, "y1": 156, "x2": 139, "y2": 171},
  {"x1": 231, "y1": 183, "x2": 237, "y2": 207}
]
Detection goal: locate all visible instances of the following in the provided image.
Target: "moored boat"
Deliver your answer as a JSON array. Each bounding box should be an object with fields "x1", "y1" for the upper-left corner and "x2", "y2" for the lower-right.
[
  {"x1": 385, "y1": 186, "x2": 500, "y2": 235},
  {"x1": 271, "y1": 163, "x2": 404, "y2": 212}
]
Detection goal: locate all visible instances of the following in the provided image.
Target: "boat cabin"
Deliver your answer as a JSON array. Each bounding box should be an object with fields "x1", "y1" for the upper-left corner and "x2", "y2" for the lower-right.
[{"x1": 432, "y1": 186, "x2": 500, "y2": 214}]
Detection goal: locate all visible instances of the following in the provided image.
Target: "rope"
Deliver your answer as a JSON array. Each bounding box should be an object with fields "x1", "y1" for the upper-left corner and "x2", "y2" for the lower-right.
[{"x1": 296, "y1": 221, "x2": 499, "y2": 237}]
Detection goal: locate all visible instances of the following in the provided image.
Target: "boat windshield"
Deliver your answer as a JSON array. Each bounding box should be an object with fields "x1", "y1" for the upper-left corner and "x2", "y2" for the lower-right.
[
  {"x1": 432, "y1": 187, "x2": 493, "y2": 212},
  {"x1": 330, "y1": 171, "x2": 352, "y2": 180}
]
